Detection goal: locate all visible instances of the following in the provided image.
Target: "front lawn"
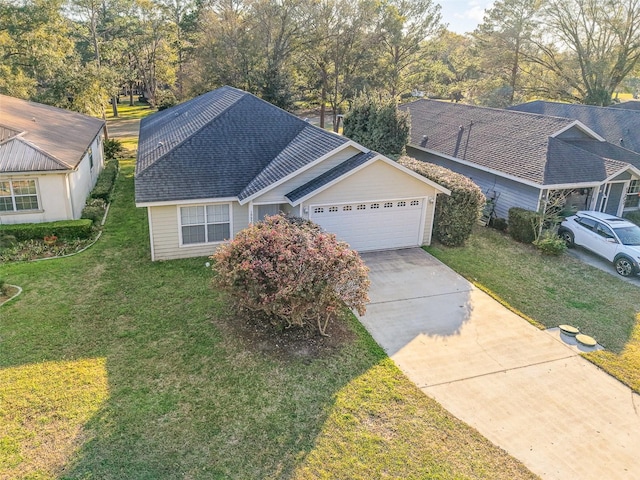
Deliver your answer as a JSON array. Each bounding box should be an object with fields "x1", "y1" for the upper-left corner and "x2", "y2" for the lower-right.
[
  {"x1": 428, "y1": 227, "x2": 640, "y2": 393},
  {"x1": 0, "y1": 160, "x2": 537, "y2": 479}
]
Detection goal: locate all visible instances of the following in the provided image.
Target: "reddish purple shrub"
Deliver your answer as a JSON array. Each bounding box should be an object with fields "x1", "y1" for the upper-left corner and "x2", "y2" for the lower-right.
[{"x1": 211, "y1": 214, "x2": 370, "y2": 336}]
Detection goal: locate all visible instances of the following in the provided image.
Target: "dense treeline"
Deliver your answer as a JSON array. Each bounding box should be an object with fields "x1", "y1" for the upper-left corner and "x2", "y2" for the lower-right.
[{"x1": 2, "y1": 0, "x2": 640, "y2": 126}]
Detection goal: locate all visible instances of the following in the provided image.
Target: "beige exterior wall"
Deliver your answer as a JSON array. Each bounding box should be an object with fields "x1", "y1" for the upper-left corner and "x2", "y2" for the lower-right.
[
  {"x1": 251, "y1": 145, "x2": 362, "y2": 204},
  {"x1": 301, "y1": 159, "x2": 441, "y2": 245},
  {"x1": 148, "y1": 201, "x2": 249, "y2": 261},
  {"x1": 0, "y1": 173, "x2": 70, "y2": 224}
]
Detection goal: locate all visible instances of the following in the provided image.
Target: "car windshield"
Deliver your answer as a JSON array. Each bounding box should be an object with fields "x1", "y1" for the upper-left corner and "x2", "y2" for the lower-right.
[{"x1": 613, "y1": 225, "x2": 640, "y2": 246}]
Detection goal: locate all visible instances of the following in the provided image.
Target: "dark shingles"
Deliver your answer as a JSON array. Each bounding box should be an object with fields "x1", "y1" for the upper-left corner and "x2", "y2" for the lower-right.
[
  {"x1": 135, "y1": 87, "x2": 350, "y2": 204},
  {"x1": 286, "y1": 151, "x2": 377, "y2": 203},
  {"x1": 510, "y1": 101, "x2": 640, "y2": 154}
]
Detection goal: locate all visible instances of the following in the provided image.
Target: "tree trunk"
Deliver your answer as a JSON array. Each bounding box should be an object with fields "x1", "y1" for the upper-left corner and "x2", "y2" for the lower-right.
[
  {"x1": 129, "y1": 82, "x2": 134, "y2": 106},
  {"x1": 320, "y1": 82, "x2": 326, "y2": 129},
  {"x1": 111, "y1": 96, "x2": 119, "y2": 117}
]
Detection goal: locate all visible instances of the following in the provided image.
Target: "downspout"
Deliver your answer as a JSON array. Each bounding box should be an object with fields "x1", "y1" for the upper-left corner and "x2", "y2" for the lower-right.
[{"x1": 64, "y1": 172, "x2": 75, "y2": 219}]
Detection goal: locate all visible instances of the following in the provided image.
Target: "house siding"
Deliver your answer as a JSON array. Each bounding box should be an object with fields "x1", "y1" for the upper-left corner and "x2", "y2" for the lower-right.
[
  {"x1": 68, "y1": 136, "x2": 104, "y2": 219},
  {"x1": 148, "y1": 201, "x2": 249, "y2": 261},
  {"x1": 407, "y1": 146, "x2": 541, "y2": 219},
  {"x1": 0, "y1": 173, "x2": 70, "y2": 224},
  {"x1": 251, "y1": 145, "x2": 363, "y2": 204},
  {"x1": 301, "y1": 159, "x2": 440, "y2": 245}
]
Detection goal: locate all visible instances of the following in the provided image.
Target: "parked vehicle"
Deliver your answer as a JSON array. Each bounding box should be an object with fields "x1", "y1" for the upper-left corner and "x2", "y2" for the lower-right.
[{"x1": 559, "y1": 211, "x2": 640, "y2": 277}]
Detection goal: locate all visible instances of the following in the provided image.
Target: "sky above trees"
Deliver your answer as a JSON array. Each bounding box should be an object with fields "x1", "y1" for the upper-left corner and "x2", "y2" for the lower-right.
[{"x1": 440, "y1": 0, "x2": 493, "y2": 34}]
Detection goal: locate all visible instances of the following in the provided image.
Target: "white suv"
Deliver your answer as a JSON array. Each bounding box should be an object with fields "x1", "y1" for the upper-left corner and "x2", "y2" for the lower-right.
[{"x1": 559, "y1": 211, "x2": 640, "y2": 277}]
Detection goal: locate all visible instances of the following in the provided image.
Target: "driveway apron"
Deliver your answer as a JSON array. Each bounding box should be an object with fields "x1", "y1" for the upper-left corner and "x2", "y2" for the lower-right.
[{"x1": 357, "y1": 248, "x2": 640, "y2": 480}]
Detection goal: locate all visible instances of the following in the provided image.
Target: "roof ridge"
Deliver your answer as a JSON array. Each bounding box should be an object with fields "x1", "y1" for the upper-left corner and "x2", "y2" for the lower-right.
[
  {"x1": 136, "y1": 89, "x2": 248, "y2": 176},
  {"x1": 0, "y1": 136, "x2": 73, "y2": 169}
]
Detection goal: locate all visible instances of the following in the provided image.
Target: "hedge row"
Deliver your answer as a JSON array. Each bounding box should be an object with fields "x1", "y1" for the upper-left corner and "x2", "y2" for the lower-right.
[
  {"x1": 90, "y1": 159, "x2": 119, "y2": 202},
  {"x1": 0, "y1": 219, "x2": 93, "y2": 241},
  {"x1": 398, "y1": 156, "x2": 485, "y2": 246},
  {"x1": 508, "y1": 207, "x2": 539, "y2": 243}
]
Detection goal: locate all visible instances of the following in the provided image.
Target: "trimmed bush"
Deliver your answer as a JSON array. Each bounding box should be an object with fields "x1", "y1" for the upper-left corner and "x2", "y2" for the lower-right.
[
  {"x1": 533, "y1": 230, "x2": 567, "y2": 255},
  {"x1": 397, "y1": 156, "x2": 485, "y2": 246},
  {"x1": 0, "y1": 219, "x2": 93, "y2": 241},
  {"x1": 104, "y1": 139, "x2": 124, "y2": 161},
  {"x1": 508, "y1": 207, "x2": 540, "y2": 243},
  {"x1": 212, "y1": 214, "x2": 370, "y2": 336},
  {"x1": 81, "y1": 198, "x2": 107, "y2": 224},
  {"x1": 91, "y1": 159, "x2": 119, "y2": 202}
]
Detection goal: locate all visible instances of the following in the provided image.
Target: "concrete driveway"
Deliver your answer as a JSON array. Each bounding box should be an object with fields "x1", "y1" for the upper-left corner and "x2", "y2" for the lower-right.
[
  {"x1": 566, "y1": 245, "x2": 640, "y2": 287},
  {"x1": 357, "y1": 248, "x2": 640, "y2": 480}
]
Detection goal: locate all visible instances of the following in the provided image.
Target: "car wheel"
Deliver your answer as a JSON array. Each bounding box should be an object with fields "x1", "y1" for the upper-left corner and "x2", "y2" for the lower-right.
[
  {"x1": 614, "y1": 256, "x2": 636, "y2": 277},
  {"x1": 559, "y1": 229, "x2": 574, "y2": 247}
]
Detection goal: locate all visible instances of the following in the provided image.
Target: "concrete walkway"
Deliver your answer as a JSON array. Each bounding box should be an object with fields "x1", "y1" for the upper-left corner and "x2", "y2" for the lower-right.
[{"x1": 357, "y1": 248, "x2": 640, "y2": 480}]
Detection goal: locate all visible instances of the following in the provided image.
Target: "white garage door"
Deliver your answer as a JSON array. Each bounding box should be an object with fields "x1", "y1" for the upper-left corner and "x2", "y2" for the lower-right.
[{"x1": 309, "y1": 199, "x2": 425, "y2": 251}]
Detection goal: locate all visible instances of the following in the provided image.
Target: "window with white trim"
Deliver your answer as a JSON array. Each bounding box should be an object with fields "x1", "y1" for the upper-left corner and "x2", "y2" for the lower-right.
[
  {"x1": 626, "y1": 180, "x2": 640, "y2": 208},
  {"x1": 87, "y1": 146, "x2": 94, "y2": 169},
  {"x1": 180, "y1": 204, "x2": 230, "y2": 245},
  {"x1": 0, "y1": 179, "x2": 39, "y2": 212},
  {"x1": 356, "y1": 204, "x2": 366, "y2": 210},
  {"x1": 397, "y1": 201, "x2": 406, "y2": 207},
  {"x1": 384, "y1": 202, "x2": 393, "y2": 208},
  {"x1": 314, "y1": 207, "x2": 324, "y2": 214},
  {"x1": 370, "y1": 203, "x2": 380, "y2": 209},
  {"x1": 410, "y1": 200, "x2": 420, "y2": 206},
  {"x1": 329, "y1": 206, "x2": 338, "y2": 212},
  {"x1": 343, "y1": 205, "x2": 352, "y2": 211}
]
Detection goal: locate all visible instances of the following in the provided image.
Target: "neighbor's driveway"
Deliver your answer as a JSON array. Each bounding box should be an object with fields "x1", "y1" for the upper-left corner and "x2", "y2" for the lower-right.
[
  {"x1": 566, "y1": 245, "x2": 640, "y2": 287},
  {"x1": 357, "y1": 248, "x2": 640, "y2": 480}
]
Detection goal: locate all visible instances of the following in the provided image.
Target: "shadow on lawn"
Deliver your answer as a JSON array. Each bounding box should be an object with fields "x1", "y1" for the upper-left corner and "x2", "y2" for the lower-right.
[{"x1": 0, "y1": 169, "x2": 383, "y2": 479}]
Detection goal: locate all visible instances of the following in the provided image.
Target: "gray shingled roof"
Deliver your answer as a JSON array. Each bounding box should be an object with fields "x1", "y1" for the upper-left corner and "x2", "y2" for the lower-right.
[
  {"x1": 0, "y1": 95, "x2": 104, "y2": 172},
  {"x1": 135, "y1": 86, "x2": 350, "y2": 204},
  {"x1": 402, "y1": 99, "x2": 640, "y2": 186},
  {"x1": 609, "y1": 101, "x2": 640, "y2": 111},
  {"x1": 401, "y1": 100, "x2": 576, "y2": 185},
  {"x1": 286, "y1": 151, "x2": 377, "y2": 203},
  {"x1": 509, "y1": 100, "x2": 640, "y2": 154}
]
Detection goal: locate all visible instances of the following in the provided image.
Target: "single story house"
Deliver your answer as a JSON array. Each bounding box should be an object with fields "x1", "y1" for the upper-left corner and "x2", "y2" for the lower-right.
[
  {"x1": 135, "y1": 86, "x2": 450, "y2": 261},
  {"x1": 0, "y1": 95, "x2": 105, "y2": 224},
  {"x1": 509, "y1": 100, "x2": 640, "y2": 210},
  {"x1": 400, "y1": 99, "x2": 640, "y2": 220}
]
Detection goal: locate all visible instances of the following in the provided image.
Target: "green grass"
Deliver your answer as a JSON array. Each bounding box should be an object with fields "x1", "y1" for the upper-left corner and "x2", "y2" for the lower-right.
[
  {"x1": 0, "y1": 162, "x2": 537, "y2": 479},
  {"x1": 106, "y1": 102, "x2": 156, "y2": 120},
  {"x1": 427, "y1": 227, "x2": 640, "y2": 392}
]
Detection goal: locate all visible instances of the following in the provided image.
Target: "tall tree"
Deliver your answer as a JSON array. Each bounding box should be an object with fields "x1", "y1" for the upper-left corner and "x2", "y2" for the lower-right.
[
  {"x1": 303, "y1": 0, "x2": 377, "y2": 129},
  {"x1": 533, "y1": 0, "x2": 640, "y2": 105},
  {"x1": 0, "y1": 0, "x2": 75, "y2": 99},
  {"x1": 375, "y1": 0, "x2": 443, "y2": 99},
  {"x1": 472, "y1": 0, "x2": 541, "y2": 105}
]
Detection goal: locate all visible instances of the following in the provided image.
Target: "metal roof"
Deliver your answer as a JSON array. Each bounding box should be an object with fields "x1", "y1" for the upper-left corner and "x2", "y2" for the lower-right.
[{"x1": 0, "y1": 95, "x2": 104, "y2": 172}]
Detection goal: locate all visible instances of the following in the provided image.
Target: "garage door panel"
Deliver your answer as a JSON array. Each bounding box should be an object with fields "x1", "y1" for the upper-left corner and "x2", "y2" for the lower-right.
[{"x1": 309, "y1": 199, "x2": 424, "y2": 251}]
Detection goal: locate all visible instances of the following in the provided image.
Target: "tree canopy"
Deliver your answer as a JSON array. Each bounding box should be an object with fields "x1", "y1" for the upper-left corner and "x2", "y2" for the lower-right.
[{"x1": 3, "y1": 0, "x2": 640, "y2": 115}]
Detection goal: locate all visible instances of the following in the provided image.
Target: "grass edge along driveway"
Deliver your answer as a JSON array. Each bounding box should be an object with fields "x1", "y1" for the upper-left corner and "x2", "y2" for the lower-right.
[
  {"x1": 427, "y1": 226, "x2": 640, "y2": 394},
  {"x1": 0, "y1": 159, "x2": 537, "y2": 479}
]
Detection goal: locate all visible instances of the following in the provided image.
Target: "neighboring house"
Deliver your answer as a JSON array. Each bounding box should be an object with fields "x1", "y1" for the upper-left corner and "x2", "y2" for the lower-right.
[
  {"x1": 510, "y1": 100, "x2": 640, "y2": 154},
  {"x1": 135, "y1": 86, "x2": 450, "y2": 261},
  {"x1": 400, "y1": 99, "x2": 640, "y2": 220},
  {"x1": 0, "y1": 95, "x2": 105, "y2": 225}
]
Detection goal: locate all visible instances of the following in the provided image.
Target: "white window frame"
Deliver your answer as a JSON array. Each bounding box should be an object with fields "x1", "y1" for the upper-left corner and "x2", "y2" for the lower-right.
[
  {"x1": 0, "y1": 178, "x2": 40, "y2": 213},
  {"x1": 178, "y1": 203, "x2": 233, "y2": 247}
]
